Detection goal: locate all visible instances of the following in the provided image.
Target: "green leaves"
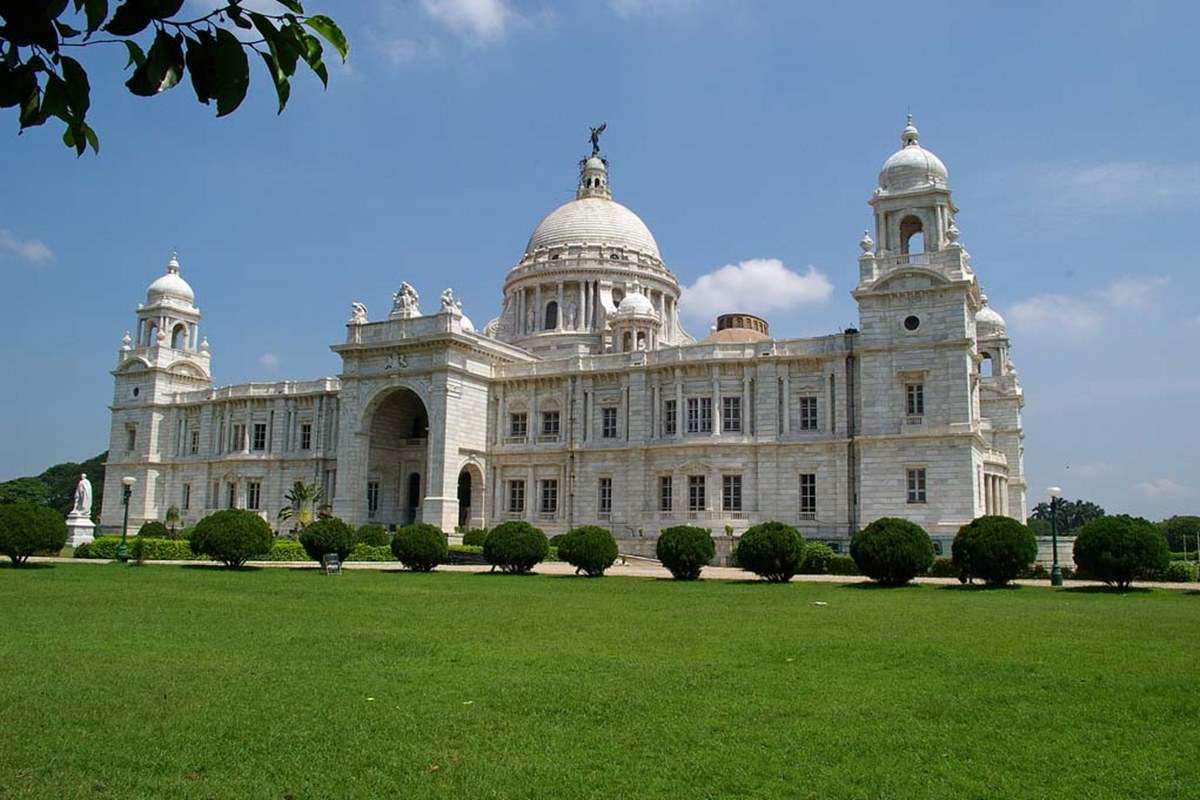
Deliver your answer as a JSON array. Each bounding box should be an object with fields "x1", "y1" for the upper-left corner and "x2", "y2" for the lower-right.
[
  {"x1": 213, "y1": 28, "x2": 249, "y2": 117},
  {"x1": 3, "y1": 0, "x2": 348, "y2": 156},
  {"x1": 304, "y1": 15, "x2": 347, "y2": 62},
  {"x1": 125, "y1": 29, "x2": 184, "y2": 96}
]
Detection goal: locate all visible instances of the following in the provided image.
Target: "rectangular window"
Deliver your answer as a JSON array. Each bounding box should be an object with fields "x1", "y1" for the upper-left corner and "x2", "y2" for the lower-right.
[
  {"x1": 601, "y1": 406, "x2": 618, "y2": 439},
  {"x1": 722, "y1": 396, "x2": 742, "y2": 433},
  {"x1": 688, "y1": 475, "x2": 706, "y2": 512},
  {"x1": 541, "y1": 410, "x2": 560, "y2": 438},
  {"x1": 226, "y1": 482, "x2": 237, "y2": 509},
  {"x1": 906, "y1": 383, "x2": 925, "y2": 417},
  {"x1": 799, "y1": 473, "x2": 816, "y2": 518},
  {"x1": 126, "y1": 425, "x2": 137, "y2": 451},
  {"x1": 508, "y1": 479, "x2": 526, "y2": 513},
  {"x1": 663, "y1": 399, "x2": 677, "y2": 436},
  {"x1": 252, "y1": 423, "x2": 267, "y2": 452},
  {"x1": 799, "y1": 396, "x2": 818, "y2": 430},
  {"x1": 659, "y1": 476, "x2": 673, "y2": 512},
  {"x1": 509, "y1": 412, "x2": 528, "y2": 439},
  {"x1": 367, "y1": 480, "x2": 380, "y2": 516},
  {"x1": 722, "y1": 474, "x2": 743, "y2": 512},
  {"x1": 182, "y1": 483, "x2": 191, "y2": 511},
  {"x1": 540, "y1": 479, "x2": 558, "y2": 514},
  {"x1": 190, "y1": 429, "x2": 199, "y2": 455},
  {"x1": 686, "y1": 397, "x2": 713, "y2": 433},
  {"x1": 300, "y1": 423, "x2": 312, "y2": 450},
  {"x1": 247, "y1": 481, "x2": 261, "y2": 511},
  {"x1": 907, "y1": 468, "x2": 927, "y2": 504},
  {"x1": 209, "y1": 481, "x2": 219, "y2": 509},
  {"x1": 598, "y1": 477, "x2": 612, "y2": 516},
  {"x1": 232, "y1": 423, "x2": 246, "y2": 452}
]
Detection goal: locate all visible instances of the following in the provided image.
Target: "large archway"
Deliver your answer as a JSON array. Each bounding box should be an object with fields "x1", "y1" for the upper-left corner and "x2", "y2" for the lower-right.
[
  {"x1": 365, "y1": 387, "x2": 429, "y2": 527},
  {"x1": 457, "y1": 463, "x2": 485, "y2": 529}
]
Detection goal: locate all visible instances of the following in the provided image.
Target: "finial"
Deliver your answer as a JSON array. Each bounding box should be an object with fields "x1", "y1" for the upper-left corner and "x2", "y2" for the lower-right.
[
  {"x1": 859, "y1": 230, "x2": 874, "y2": 255},
  {"x1": 121, "y1": 331, "x2": 132, "y2": 351},
  {"x1": 167, "y1": 249, "x2": 180, "y2": 273},
  {"x1": 901, "y1": 113, "x2": 920, "y2": 147},
  {"x1": 199, "y1": 336, "x2": 210, "y2": 353}
]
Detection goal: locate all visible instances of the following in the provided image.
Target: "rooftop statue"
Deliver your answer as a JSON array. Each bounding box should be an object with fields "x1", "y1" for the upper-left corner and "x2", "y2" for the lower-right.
[
  {"x1": 589, "y1": 122, "x2": 606, "y2": 157},
  {"x1": 390, "y1": 282, "x2": 421, "y2": 319}
]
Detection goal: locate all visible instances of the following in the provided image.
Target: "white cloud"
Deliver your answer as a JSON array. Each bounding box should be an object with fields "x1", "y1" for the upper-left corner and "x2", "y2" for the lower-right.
[
  {"x1": 1040, "y1": 162, "x2": 1200, "y2": 213},
  {"x1": 370, "y1": 34, "x2": 442, "y2": 65},
  {"x1": 420, "y1": 0, "x2": 512, "y2": 41},
  {"x1": 1135, "y1": 478, "x2": 1195, "y2": 499},
  {"x1": 258, "y1": 353, "x2": 280, "y2": 372},
  {"x1": 0, "y1": 229, "x2": 53, "y2": 264},
  {"x1": 1008, "y1": 276, "x2": 1167, "y2": 341},
  {"x1": 680, "y1": 258, "x2": 833, "y2": 321}
]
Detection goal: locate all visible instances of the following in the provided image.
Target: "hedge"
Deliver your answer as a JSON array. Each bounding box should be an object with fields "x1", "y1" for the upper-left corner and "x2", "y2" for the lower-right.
[
  {"x1": 656, "y1": 526, "x2": 714, "y2": 581},
  {"x1": 483, "y1": 521, "x2": 548, "y2": 574},
  {"x1": 800, "y1": 542, "x2": 835, "y2": 574},
  {"x1": 557, "y1": 526, "x2": 619, "y2": 577},
  {"x1": 827, "y1": 555, "x2": 859, "y2": 575},
  {"x1": 734, "y1": 522, "x2": 805, "y2": 583},
  {"x1": 129, "y1": 537, "x2": 195, "y2": 562},
  {"x1": 850, "y1": 518, "x2": 934, "y2": 586},
  {"x1": 257, "y1": 538, "x2": 308, "y2": 562},
  {"x1": 0, "y1": 503, "x2": 68, "y2": 565},
  {"x1": 927, "y1": 557, "x2": 960, "y2": 579},
  {"x1": 137, "y1": 520, "x2": 170, "y2": 539},
  {"x1": 356, "y1": 524, "x2": 391, "y2": 547},
  {"x1": 461, "y1": 528, "x2": 489, "y2": 547},
  {"x1": 1156, "y1": 560, "x2": 1198, "y2": 583},
  {"x1": 391, "y1": 523, "x2": 447, "y2": 571}
]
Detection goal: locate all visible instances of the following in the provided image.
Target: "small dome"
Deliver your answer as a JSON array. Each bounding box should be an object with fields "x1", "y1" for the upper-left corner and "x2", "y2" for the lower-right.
[
  {"x1": 975, "y1": 296, "x2": 1007, "y2": 338},
  {"x1": 616, "y1": 290, "x2": 656, "y2": 316},
  {"x1": 526, "y1": 197, "x2": 661, "y2": 259},
  {"x1": 147, "y1": 253, "x2": 195, "y2": 305},
  {"x1": 878, "y1": 115, "x2": 948, "y2": 193},
  {"x1": 460, "y1": 313, "x2": 475, "y2": 332}
]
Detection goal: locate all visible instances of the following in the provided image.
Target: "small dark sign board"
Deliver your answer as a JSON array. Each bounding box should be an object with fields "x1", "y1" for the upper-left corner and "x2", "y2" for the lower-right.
[{"x1": 322, "y1": 553, "x2": 341, "y2": 575}]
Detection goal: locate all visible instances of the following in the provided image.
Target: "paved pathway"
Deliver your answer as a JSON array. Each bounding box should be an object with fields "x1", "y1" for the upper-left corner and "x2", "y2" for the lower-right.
[{"x1": 27, "y1": 556, "x2": 1200, "y2": 591}]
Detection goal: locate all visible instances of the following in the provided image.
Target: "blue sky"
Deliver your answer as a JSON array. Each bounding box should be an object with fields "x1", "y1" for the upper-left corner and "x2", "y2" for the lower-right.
[{"x1": 1, "y1": 0, "x2": 1197, "y2": 519}]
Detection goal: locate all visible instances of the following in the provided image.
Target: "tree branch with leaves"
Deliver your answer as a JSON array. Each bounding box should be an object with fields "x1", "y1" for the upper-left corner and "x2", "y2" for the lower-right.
[{"x1": 0, "y1": 0, "x2": 347, "y2": 155}]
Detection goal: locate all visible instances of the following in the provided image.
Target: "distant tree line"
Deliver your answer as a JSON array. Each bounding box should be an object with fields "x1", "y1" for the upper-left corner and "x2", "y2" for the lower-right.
[
  {"x1": 0, "y1": 451, "x2": 106, "y2": 522},
  {"x1": 1028, "y1": 496, "x2": 1199, "y2": 556}
]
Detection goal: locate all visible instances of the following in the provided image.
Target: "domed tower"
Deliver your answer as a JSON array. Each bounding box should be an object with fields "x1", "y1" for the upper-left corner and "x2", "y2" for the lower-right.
[
  {"x1": 870, "y1": 114, "x2": 955, "y2": 259},
  {"x1": 102, "y1": 253, "x2": 213, "y2": 529},
  {"x1": 492, "y1": 132, "x2": 693, "y2": 356}
]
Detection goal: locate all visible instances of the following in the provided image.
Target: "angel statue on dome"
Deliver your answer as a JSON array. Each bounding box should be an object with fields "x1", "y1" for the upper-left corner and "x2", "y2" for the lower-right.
[{"x1": 589, "y1": 122, "x2": 606, "y2": 157}]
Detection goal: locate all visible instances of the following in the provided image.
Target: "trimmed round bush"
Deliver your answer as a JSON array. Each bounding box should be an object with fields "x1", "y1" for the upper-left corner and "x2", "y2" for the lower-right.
[
  {"x1": 558, "y1": 526, "x2": 619, "y2": 577},
  {"x1": 656, "y1": 526, "x2": 714, "y2": 581},
  {"x1": 1074, "y1": 515, "x2": 1169, "y2": 589},
  {"x1": 461, "y1": 528, "x2": 489, "y2": 547},
  {"x1": 259, "y1": 538, "x2": 307, "y2": 562},
  {"x1": 189, "y1": 509, "x2": 273, "y2": 568},
  {"x1": 0, "y1": 502, "x2": 68, "y2": 566},
  {"x1": 298, "y1": 517, "x2": 357, "y2": 565},
  {"x1": 801, "y1": 542, "x2": 835, "y2": 574},
  {"x1": 951, "y1": 515, "x2": 1038, "y2": 586},
  {"x1": 391, "y1": 523, "x2": 447, "y2": 571},
  {"x1": 850, "y1": 517, "x2": 935, "y2": 586},
  {"x1": 735, "y1": 521, "x2": 805, "y2": 583},
  {"x1": 482, "y1": 521, "x2": 548, "y2": 574},
  {"x1": 137, "y1": 520, "x2": 170, "y2": 539},
  {"x1": 356, "y1": 524, "x2": 390, "y2": 547},
  {"x1": 827, "y1": 555, "x2": 859, "y2": 575}
]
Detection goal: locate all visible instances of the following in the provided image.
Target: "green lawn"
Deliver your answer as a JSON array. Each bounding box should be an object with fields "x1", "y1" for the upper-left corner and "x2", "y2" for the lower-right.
[{"x1": 1, "y1": 564, "x2": 1197, "y2": 799}]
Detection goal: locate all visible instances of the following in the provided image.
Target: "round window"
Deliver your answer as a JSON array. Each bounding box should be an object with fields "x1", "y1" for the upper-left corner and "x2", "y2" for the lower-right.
[
  {"x1": 132, "y1": 387, "x2": 140, "y2": 398},
  {"x1": 903, "y1": 315, "x2": 921, "y2": 332}
]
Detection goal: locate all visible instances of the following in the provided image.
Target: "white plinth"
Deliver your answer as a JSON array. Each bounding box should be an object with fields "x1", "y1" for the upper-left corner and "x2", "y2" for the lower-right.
[{"x1": 66, "y1": 513, "x2": 95, "y2": 547}]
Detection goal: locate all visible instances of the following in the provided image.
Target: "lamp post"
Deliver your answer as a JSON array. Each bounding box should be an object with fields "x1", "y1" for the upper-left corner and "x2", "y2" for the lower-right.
[
  {"x1": 1047, "y1": 485, "x2": 1063, "y2": 587},
  {"x1": 117, "y1": 476, "x2": 136, "y2": 563}
]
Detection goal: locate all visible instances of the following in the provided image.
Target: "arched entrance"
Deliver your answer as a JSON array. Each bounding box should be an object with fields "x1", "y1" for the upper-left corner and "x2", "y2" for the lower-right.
[
  {"x1": 365, "y1": 387, "x2": 429, "y2": 527},
  {"x1": 457, "y1": 463, "x2": 485, "y2": 529}
]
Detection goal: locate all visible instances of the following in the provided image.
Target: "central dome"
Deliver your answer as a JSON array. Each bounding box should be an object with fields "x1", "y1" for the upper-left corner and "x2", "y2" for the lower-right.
[{"x1": 526, "y1": 196, "x2": 661, "y2": 259}]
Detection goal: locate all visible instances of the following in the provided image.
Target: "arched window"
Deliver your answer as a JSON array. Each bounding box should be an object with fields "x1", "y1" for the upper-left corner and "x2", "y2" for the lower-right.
[
  {"x1": 147, "y1": 323, "x2": 158, "y2": 345},
  {"x1": 980, "y1": 352, "x2": 994, "y2": 378},
  {"x1": 171, "y1": 324, "x2": 187, "y2": 350},
  {"x1": 622, "y1": 331, "x2": 632, "y2": 352},
  {"x1": 544, "y1": 300, "x2": 558, "y2": 330},
  {"x1": 899, "y1": 215, "x2": 924, "y2": 254}
]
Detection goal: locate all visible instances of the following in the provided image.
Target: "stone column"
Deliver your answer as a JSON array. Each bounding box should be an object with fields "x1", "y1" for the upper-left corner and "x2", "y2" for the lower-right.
[
  {"x1": 711, "y1": 368, "x2": 721, "y2": 437},
  {"x1": 781, "y1": 370, "x2": 791, "y2": 435},
  {"x1": 577, "y1": 282, "x2": 586, "y2": 331},
  {"x1": 675, "y1": 372, "x2": 684, "y2": 440},
  {"x1": 534, "y1": 285, "x2": 543, "y2": 332},
  {"x1": 495, "y1": 383, "x2": 505, "y2": 445},
  {"x1": 556, "y1": 282, "x2": 565, "y2": 330},
  {"x1": 742, "y1": 374, "x2": 751, "y2": 436}
]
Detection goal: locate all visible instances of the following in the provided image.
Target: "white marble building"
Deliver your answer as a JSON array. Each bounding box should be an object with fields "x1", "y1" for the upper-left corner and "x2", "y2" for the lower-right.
[{"x1": 100, "y1": 117, "x2": 1026, "y2": 552}]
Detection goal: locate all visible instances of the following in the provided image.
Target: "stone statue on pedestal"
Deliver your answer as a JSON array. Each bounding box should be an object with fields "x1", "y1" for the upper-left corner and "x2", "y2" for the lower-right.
[{"x1": 66, "y1": 473, "x2": 95, "y2": 547}]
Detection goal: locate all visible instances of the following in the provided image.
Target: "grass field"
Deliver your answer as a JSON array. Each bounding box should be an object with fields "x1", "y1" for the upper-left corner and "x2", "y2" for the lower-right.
[{"x1": 1, "y1": 563, "x2": 1197, "y2": 799}]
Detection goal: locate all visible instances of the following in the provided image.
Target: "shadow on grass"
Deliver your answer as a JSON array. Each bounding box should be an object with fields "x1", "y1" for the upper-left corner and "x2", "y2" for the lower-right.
[
  {"x1": 178, "y1": 563, "x2": 264, "y2": 572},
  {"x1": 838, "y1": 581, "x2": 925, "y2": 591},
  {"x1": 1062, "y1": 584, "x2": 1152, "y2": 594},
  {"x1": 1, "y1": 561, "x2": 57, "y2": 570},
  {"x1": 938, "y1": 582, "x2": 1021, "y2": 592}
]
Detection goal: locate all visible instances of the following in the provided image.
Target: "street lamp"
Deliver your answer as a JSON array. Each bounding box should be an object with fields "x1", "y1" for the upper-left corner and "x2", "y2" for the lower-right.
[
  {"x1": 117, "y1": 476, "x2": 136, "y2": 563},
  {"x1": 1047, "y1": 486, "x2": 1063, "y2": 587}
]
